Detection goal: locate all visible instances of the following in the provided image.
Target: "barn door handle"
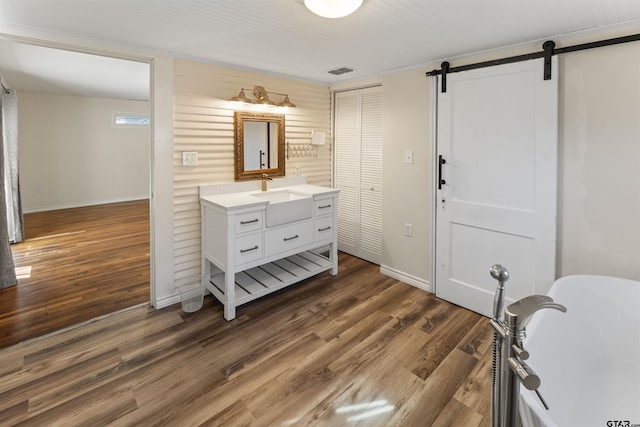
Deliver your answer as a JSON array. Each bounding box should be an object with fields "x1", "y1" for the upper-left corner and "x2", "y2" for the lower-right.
[{"x1": 438, "y1": 155, "x2": 447, "y2": 189}]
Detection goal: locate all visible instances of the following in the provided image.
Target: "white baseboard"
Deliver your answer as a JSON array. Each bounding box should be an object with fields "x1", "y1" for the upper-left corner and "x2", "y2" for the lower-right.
[
  {"x1": 154, "y1": 292, "x2": 181, "y2": 309},
  {"x1": 154, "y1": 287, "x2": 212, "y2": 310},
  {"x1": 380, "y1": 264, "x2": 431, "y2": 293},
  {"x1": 23, "y1": 195, "x2": 149, "y2": 213}
]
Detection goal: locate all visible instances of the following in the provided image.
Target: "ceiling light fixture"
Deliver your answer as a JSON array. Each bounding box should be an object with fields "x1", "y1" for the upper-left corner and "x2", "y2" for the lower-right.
[
  {"x1": 230, "y1": 86, "x2": 296, "y2": 108},
  {"x1": 304, "y1": 0, "x2": 363, "y2": 18}
]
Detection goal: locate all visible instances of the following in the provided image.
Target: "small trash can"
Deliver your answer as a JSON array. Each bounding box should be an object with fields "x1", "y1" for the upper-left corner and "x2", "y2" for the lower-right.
[{"x1": 178, "y1": 283, "x2": 204, "y2": 313}]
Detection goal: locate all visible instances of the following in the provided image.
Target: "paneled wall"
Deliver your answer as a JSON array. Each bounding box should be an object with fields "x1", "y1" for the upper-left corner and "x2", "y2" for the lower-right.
[{"x1": 172, "y1": 59, "x2": 331, "y2": 288}]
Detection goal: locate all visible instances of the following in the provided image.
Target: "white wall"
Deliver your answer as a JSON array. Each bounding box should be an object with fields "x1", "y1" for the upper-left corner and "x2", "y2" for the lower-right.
[
  {"x1": 380, "y1": 69, "x2": 432, "y2": 289},
  {"x1": 150, "y1": 56, "x2": 175, "y2": 308},
  {"x1": 377, "y1": 32, "x2": 640, "y2": 287},
  {"x1": 558, "y1": 43, "x2": 640, "y2": 279},
  {"x1": 18, "y1": 92, "x2": 150, "y2": 212}
]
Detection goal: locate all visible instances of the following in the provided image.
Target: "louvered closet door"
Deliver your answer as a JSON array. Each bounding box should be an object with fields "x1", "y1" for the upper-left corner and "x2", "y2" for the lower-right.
[
  {"x1": 358, "y1": 89, "x2": 383, "y2": 263},
  {"x1": 334, "y1": 86, "x2": 382, "y2": 264},
  {"x1": 335, "y1": 91, "x2": 359, "y2": 257}
]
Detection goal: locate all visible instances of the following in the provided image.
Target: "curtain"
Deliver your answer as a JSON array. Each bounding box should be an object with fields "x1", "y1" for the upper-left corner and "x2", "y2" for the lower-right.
[
  {"x1": 2, "y1": 89, "x2": 23, "y2": 243},
  {"x1": 0, "y1": 90, "x2": 18, "y2": 288}
]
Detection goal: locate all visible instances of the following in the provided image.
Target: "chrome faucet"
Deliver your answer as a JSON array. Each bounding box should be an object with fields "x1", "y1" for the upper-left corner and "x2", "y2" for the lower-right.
[
  {"x1": 261, "y1": 173, "x2": 272, "y2": 191},
  {"x1": 490, "y1": 266, "x2": 567, "y2": 427},
  {"x1": 504, "y1": 294, "x2": 567, "y2": 334},
  {"x1": 502, "y1": 295, "x2": 566, "y2": 426}
]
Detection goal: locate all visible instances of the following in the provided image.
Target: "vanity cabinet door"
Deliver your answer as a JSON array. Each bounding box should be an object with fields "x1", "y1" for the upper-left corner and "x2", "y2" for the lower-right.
[
  {"x1": 314, "y1": 198, "x2": 334, "y2": 217},
  {"x1": 314, "y1": 216, "x2": 334, "y2": 241},
  {"x1": 264, "y1": 221, "x2": 313, "y2": 257},
  {"x1": 234, "y1": 232, "x2": 263, "y2": 266},
  {"x1": 234, "y1": 210, "x2": 263, "y2": 234}
]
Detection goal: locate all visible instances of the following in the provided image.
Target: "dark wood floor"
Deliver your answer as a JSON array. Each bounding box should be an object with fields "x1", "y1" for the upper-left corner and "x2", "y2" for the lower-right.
[
  {"x1": 1, "y1": 200, "x2": 150, "y2": 349},
  {"x1": 0, "y1": 252, "x2": 493, "y2": 426}
]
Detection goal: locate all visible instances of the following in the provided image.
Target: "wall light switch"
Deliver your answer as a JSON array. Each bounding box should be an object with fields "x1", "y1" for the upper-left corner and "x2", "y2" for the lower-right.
[
  {"x1": 182, "y1": 151, "x2": 198, "y2": 166},
  {"x1": 404, "y1": 150, "x2": 413, "y2": 164},
  {"x1": 404, "y1": 223, "x2": 413, "y2": 237}
]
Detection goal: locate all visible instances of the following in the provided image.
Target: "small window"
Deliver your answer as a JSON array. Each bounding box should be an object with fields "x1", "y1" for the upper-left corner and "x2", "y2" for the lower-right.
[{"x1": 112, "y1": 112, "x2": 150, "y2": 127}]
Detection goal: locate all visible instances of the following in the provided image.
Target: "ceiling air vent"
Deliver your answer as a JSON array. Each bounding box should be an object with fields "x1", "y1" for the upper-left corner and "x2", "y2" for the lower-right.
[{"x1": 328, "y1": 67, "x2": 354, "y2": 75}]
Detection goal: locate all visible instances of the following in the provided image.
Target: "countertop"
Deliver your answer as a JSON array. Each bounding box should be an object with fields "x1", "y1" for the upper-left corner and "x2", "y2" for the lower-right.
[{"x1": 200, "y1": 184, "x2": 339, "y2": 211}]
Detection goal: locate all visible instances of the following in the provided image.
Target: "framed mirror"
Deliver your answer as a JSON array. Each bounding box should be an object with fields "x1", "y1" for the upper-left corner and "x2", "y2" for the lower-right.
[{"x1": 234, "y1": 111, "x2": 285, "y2": 181}]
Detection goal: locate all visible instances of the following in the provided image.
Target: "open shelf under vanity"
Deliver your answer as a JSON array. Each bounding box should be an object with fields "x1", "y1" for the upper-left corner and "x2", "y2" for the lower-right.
[{"x1": 206, "y1": 249, "x2": 332, "y2": 306}]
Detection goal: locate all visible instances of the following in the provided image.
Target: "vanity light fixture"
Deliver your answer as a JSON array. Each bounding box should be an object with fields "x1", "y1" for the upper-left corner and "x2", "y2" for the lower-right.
[
  {"x1": 304, "y1": 0, "x2": 363, "y2": 18},
  {"x1": 230, "y1": 86, "x2": 296, "y2": 108},
  {"x1": 229, "y1": 88, "x2": 252, "y2": 104},
  {"x1": 278, "y1": 95, "x2": 297, "y2": 108}
]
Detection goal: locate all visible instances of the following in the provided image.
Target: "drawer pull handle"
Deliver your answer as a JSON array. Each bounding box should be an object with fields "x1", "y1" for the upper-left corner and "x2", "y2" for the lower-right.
[
  {"x1": 240, "y1": 245, "x2": 259, "y2": 253},
  {"x1": 283, "y1": 234, "x2": 299, "y2": 242},
  {"x1": 318, "y1": 204, "x2": 332, "y2": 209},
  {"x1": 318, "y1": 226, "x2": 332, "y2": 232},
  {"x1": 240, "y1": 218, "x2": 259, "y2": 225}
]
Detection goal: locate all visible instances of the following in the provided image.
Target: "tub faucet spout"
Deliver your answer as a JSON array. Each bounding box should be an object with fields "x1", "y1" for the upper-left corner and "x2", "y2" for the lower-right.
[{"x1": 504, "y1": 294, "x2": 567, "y2": 333}]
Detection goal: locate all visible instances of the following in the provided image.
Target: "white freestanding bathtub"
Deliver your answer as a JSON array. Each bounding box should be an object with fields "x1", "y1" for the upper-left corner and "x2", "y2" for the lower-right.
[{"x1": 520, "y1": 275, "x2": 640, "y2": 427}]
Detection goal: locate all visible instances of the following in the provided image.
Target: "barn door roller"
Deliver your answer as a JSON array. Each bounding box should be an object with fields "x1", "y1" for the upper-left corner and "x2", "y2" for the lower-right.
[
  {"x1": 542, "y1": 40, "x2": 555, "y2": 80},
  {"x1": 440, "y1": 61, "x2": 450, "y2": 93}
]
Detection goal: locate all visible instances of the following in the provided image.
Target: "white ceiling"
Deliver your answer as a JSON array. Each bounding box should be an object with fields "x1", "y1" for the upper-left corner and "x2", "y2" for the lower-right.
[
  {"x1": 0, "y1": 40, "x2": 150, "y2": 100},
  {"x1": 1, "y1": 0, "x2": 640, "y2": 99}
]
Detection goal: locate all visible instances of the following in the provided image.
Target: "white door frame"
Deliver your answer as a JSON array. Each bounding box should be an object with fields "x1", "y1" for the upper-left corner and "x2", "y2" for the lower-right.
[
  {"x1": 429, "y1": 76, "x2": 439, "y2": 294},
  {"x1": 1, "y1": 33, "x2": 175, "y2": 308}
]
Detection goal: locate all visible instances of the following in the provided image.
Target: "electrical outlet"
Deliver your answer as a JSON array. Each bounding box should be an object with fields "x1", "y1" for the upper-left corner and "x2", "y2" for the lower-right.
[
  {"x1": 182, "y1": 151, "x2": 198, "y2": 166},
  {"x1": 404, "y1": 223, "x2": 413, "y2": 237},
  {"x1": 294, "y1": 165, "x2": 301, "y2": 176}
]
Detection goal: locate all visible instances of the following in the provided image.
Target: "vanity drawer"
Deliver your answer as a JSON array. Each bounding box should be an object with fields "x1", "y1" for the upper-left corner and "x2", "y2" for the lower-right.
[
  {"x1": 234, "y1": 210, "x2": 263, "y2": 234},
  {"x1": 234, "y1": 232, "x2": 263, "y2": 265},
  {"x1": 314, "y1": 198, "x2": 335, "y2": 216},
  {"x1": 315, "y1": 216, "x2": 334, "y2": 241},
  {"x1": 265, "y1": 221, "x2": 313, "y2": 257}
]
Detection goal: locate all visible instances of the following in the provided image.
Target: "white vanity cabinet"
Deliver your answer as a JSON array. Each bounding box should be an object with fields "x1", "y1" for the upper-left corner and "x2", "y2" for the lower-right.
[{"x1": 200, "y1": 182, "x2": 339, "y2": 320}]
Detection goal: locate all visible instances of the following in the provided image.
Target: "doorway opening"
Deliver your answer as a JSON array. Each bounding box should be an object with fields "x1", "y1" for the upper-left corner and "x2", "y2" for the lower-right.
[{"x1": 0, "y1": 39, "x2": 153, "y2": 348}]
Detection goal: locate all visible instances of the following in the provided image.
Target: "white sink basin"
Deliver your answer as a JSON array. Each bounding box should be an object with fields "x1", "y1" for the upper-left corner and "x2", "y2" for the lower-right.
[
  {"x1": 252, "y1": 190, "x2": 313, "y2": 227},
  {"x1": 253, "y1": 190, "x2": 306, "y2": 203}
]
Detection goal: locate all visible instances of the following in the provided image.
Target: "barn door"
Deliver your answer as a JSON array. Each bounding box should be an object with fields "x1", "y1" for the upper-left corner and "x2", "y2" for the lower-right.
[{"x1": 435, "y1": 58, "x2": 558, "y2": 317}]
